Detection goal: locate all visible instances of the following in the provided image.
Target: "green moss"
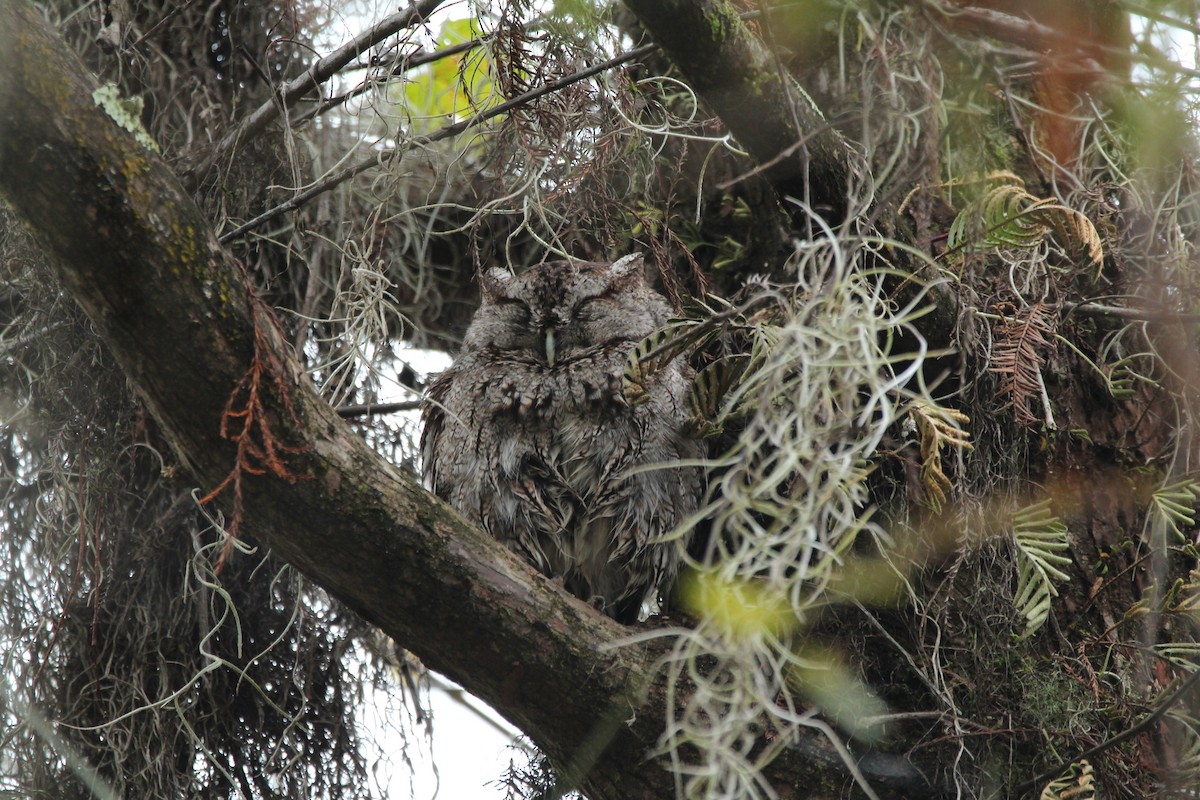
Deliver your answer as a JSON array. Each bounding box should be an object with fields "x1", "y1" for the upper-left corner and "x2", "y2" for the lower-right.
[{"x1": 704, "y1": 3, "x2": 740, "y2": 44}]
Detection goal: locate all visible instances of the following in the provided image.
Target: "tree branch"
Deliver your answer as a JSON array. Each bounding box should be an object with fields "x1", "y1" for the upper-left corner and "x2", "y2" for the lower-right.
[
  {"x1": 292, "y1": 38, "x2": 486, "y2": 127},
  {"x1": 622, "y1": 0, "x2": 961, "y2": 354},
  {"x1": 0, "y1": 3, "x2": 943, "y2": 797},
  {"x1": 186, "y1": 0, "x2": 449, "y2": 185},
  {"x1": 622, "y1": 0, "x2": 858, "y2": 220},
  {"x1": 0, "y1": 5, "x2": 658, "y2": 796},
  {"x1": 218, "y1": 43, "x2": 656, "y2": 243}
]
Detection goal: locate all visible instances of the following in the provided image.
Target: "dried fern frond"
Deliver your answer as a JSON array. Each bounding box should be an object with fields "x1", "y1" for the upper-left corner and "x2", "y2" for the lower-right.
[
  {"x1": 1012, "y1": 500, "x2": 1072, "y2": 638},
  {"x1": 1046, "y1": 209, "x2": 1104, "y2": 272},
  {"x1": 909, "y1": 401, "x2": 972, "y2": 513},
  {"x1": 990, "y1": 303, "x2": 1055, "y2": 427}
]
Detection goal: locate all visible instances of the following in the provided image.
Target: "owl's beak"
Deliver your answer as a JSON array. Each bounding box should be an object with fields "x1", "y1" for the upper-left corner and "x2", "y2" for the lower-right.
[{"x1": 543, "y1": 326, "x2": 557, "y2": 366}]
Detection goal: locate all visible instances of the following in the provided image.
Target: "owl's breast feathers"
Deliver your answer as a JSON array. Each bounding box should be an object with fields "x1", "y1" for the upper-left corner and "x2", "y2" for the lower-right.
[{"x1": 421, "y1": 336, "x2": 702, "y2": 620}]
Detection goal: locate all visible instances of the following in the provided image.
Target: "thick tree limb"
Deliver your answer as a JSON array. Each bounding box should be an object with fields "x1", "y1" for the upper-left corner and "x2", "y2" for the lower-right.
[
  {"x1": 622, "y1": 0, "x2": 858, "y2": 220},
  {"x1": 0, "y1": 6, "x2": 660, "y2": 797},
  {"x1": 622, "y1": 0, "x2": 961, "y2": 354},
  {"x1": 0, "y1": 3, "x2": 942, "y2": 797}
]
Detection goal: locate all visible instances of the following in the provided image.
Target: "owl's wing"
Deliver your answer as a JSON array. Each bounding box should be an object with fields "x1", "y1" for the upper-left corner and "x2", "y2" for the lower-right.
[
  {"x1": 418, "y1": 369, "x2": 455, "y2": 494},
  {"x1": 513, "y1": 454, "x2": 576, "y2": 533}
]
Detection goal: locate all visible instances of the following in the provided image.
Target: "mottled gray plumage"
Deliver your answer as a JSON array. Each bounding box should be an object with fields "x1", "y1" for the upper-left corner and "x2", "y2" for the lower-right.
[{"x1": 420, "y1": 255, "x2": 703, "y2": 622}]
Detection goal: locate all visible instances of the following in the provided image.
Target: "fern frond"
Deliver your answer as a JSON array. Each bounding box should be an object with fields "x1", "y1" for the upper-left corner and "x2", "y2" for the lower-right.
[
  {"x1": 1012, "y1": 500, "x2": 1072, "y2": 638},
  {"x1": 686, "y1": 356, "x2": 748, "y2": 438},
  {"x1": 910, "y1": 402, "x2": 972, "y2": 513},
  {"x1": 1153, "y1": 642, "x2": 1200, "y2": 669},
  {"x1": 1046, "y1": 207, "x2": 1104, "y2": 270},
  {"x1": 948, "y1": 184, "x2": 1052, "y2": 254},
  {"x1": 1039, "y1": 759, "x2": 1094, "y2": 800},
  {"x1": 1103, "y1": 358, "x2": 1139, "y2": 400},
  {"x1": 623, "y1": 323, "x2": 701, "y2": 405},
  {"x1": 945, "y1": 176, "x2": 1103, "y2": 268},
  {"x1": 1055, "y1": 334, "x2": 1140, "y2": 401},
  {"x1": 1151, "y1": 478, "x2": 1200, "y2": 543},
  {"x1": 990, "y1": 304, "x2": 1055, "y2": 427},
  {"x1": 1172, "y1": 721, "x2": 1200, "y2": 788},
  {"x1": 1167, "y1": 574, "x2": 1200, "y2": 613}
]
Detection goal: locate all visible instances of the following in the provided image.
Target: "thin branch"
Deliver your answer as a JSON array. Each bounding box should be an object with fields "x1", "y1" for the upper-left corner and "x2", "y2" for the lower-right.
[
  {"x1": 218, "y1": 43, "x2": 657, "y2": 243},
  {"x1": 335, "y1": 400, "x2": 422, "y2": 418},
  {"x1": 293, "y1": 38, "x2": 485, "y2": 126},
  {"x1": 1125, "y1": 3, "x2": 1200, "y2": 39},
  {"x1": 922, "y1": 0, "x2": 1112, "y2": 59},
  {"x1": 1068, "y1": 302, "x2": 1200, "y2": 324},
  {"x1": 187, "y1": 0, "x2": 448, "y2": 185},
  {"x1": 1013, "y1": 666, "x2": 1200, "y2": 794}
]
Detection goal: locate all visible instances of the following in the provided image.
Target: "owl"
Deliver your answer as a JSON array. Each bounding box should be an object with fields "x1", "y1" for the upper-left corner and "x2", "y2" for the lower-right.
[{"x1": 420, "y1": 255, "x2": 704, "y2": 623}]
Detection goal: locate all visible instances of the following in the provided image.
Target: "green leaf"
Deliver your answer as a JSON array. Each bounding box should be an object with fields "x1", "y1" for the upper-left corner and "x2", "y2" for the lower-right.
[
  {"x1": 1151, "y1": 478, "x2": 1200, "y2": 543},
  {"x1": 1012, "y1": 500, "x2": 1071, "y2": 638},
  {"x1": 400, "y1": 18, "x2": 498, "y2": 133}
]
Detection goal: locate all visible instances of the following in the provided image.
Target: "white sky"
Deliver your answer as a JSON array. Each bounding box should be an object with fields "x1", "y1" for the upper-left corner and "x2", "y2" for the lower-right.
[{"x1": 362, "y1": 672, "x2": 521, "y2": 799}]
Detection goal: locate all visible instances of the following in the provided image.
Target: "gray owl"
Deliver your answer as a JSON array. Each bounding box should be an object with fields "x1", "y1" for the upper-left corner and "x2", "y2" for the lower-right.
[{"x1": 420, "y1": 255, "x2": 704, "y2": 622}]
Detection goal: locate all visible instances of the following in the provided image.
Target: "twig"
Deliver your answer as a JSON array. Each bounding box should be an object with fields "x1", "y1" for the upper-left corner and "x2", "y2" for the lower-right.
[
  {"x1": 292, "y1": 38, "x2": 485, "y2": 126},
  {"x1": 1067, "y1": 301, "x2": 1200, "y2": 323},
  {"x1": 1127, "y1": 4, "x2": 1200, "y2": 39},
  {"x1": 922, "y1": 0, "x2": 1200, "y2": 82},
  {"x1": 1013, "y1": 665, "x2": 1200, "y2": 794},
  {"x1": 218, "y1": 43, "x2": 657, "y2": 243},
  {"x1": 129, "y1": 0, "x2": 198, "y2": 49},
  {"x1": 187, "y1": 0, "x2": 448, "y2": 185},
  {"x1": 922, "y1": 0, "x2": 1110, "y2": 61},
  {"x1": 335, "y1": 400, "x2": 422, "y2": 418}
]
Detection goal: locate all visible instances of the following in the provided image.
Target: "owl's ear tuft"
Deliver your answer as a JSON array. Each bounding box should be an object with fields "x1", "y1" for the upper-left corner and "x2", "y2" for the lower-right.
[
  {"x1": 480, "y1": 268, "x2": 515, "y2": 303},
  {"x1": 608, "y1": 253, "x2": 651, "y2": 285}
]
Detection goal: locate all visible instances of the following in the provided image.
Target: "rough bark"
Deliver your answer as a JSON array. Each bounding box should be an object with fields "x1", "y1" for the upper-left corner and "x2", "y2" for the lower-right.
[
  {"x1": 621, "y1": 0, "x2": 857, "y2": 220},
  {"x1": 0, "y1": 3, "x2": 943, "y2": 798}
]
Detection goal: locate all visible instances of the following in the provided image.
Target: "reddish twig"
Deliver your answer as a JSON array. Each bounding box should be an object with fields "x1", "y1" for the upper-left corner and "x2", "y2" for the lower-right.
[{"x1": 199, "y1": 266, "x2": 309, "y2": 570}]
